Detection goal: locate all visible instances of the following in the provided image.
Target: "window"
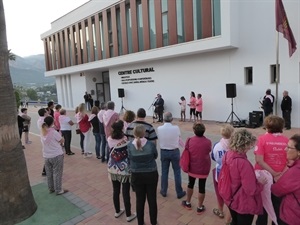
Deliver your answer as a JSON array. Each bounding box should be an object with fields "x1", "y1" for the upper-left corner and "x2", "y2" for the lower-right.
[
  {"x1": 126, "y1": 5, "x2": 133, "y2": 53},
  {"x1": 107, "y1": 11, "x2": 113, "y2": 57},
  {"x1": 161, "y1": 0, "x2": 168, "y2": 46},
  {"x1": 137, "y1": 0, "x2": 144, "y2": 51},
  {"x1": 85, "y1": 24, "x2": 90, "y2": 62},
  {"x1": 270, "y1": 64, "x2": 280, "y2": 83},
  {"x1": 99, "y1": 16, "x2": 106, "y2": 59},
  {"x1": 116, "y1": 8, "x2": 123, "y2": 55},
  {"x1": 176, "y1": 0, "x2": 184, "y2": 43},
  {"x1": 193, "y1": 0, "x2": 202, "y2": 40},
  {"x1": 148, "y1": 0, "x2": 156, "y2": 49},
  {"x1": 92, "y1": 19, "x2": 98, "y2": 60},
  {"x1": 245, "y1": 67, "x2": 253, "y2": 85},
  {"x1": 212, "y1": 0, "x2": 221, "y2": 36}
]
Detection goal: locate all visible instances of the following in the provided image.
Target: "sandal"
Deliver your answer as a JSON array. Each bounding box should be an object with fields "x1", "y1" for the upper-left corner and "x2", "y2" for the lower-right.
[{"x1": 213, "y1": 208, "x2": 225, "y2": 218}]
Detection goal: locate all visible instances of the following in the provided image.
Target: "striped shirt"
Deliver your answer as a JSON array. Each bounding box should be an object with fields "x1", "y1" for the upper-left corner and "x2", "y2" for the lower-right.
[{"x1": 125, "y1": 120, "x2": 157, "y2": 142}]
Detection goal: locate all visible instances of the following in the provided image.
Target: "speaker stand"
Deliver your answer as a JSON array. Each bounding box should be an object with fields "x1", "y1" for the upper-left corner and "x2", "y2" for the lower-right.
[
  {"x1": 119, "y1": 98, "x2": 126, "y2": 115},
  {"x1": 225, "y1": 98, "x2": 241, "y2": 124}
]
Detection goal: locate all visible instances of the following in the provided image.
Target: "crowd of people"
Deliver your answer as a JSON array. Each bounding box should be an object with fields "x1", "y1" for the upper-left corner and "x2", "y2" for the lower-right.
[{"x1": 18, "y1": 88, "x2": 299, "y2": 225}]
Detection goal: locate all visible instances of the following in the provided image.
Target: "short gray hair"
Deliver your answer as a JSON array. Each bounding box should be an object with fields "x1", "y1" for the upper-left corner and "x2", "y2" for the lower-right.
[
  {"x1": 163, "y1": 112, "x2": 173, "y2": 122},
  {"x1": 106, "y1": 101, "x2": 115, "y2": 110}
]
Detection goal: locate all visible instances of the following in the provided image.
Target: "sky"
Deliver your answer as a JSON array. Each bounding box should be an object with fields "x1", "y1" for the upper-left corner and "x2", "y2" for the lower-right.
[{"x1": 3, "y1": 0, "x2": 89, "y2": 57}]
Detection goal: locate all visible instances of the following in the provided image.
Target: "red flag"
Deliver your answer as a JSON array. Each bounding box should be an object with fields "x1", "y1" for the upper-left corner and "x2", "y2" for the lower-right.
[{"x1": 275, "y1": 0, "x2": 297, "y2": 57}]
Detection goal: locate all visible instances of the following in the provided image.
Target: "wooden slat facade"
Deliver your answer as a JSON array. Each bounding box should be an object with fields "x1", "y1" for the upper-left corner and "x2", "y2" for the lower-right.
[
  {"x1": 184, "y1": 0, "x2": 194, "y2": 42},
  {"x1": 87, "y1": 17, "x2": 95, "y2": 62},
  {"x1": 94, "y1": 13, "x2": 102, "y2": 60},
  {"x1": 142, "y1": 0, "x2": 150, "y2": 50},
  {"x1": 120, "y1": 2, "x2": 128, "y2": 55},
  {"x1": 154, "y1": 0, "x2": 163, "y2": 48},
  {"x1": 43, "y1": 1, "x2": 216, "y2": 71},
  {"x1": 111, "y1": 6, "x2": 119, "y2": 57},
  {"x1": 168, "y1": 0, "x2": 178, "y2": 45},
  {"x1": 201, "y1": 0, "x2": 212, "y2": 38}
]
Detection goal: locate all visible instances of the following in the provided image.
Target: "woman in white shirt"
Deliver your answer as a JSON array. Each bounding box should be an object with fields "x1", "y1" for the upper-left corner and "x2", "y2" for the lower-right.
[
  {"x1": 41, "y1": 116, "x2": 68, "y2": 195},
  {"x1": 59, "y1": 109, "x2": 75, "y2": 155}
]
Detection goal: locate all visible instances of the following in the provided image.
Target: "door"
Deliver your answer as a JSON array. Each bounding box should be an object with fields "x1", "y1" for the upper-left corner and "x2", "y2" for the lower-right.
[{"x1": 96, "y1": 71, "x2": 110, "y2": 103}]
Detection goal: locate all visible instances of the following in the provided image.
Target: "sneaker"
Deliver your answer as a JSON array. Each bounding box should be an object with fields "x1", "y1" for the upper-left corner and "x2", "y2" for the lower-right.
[
  {"x1": 197, "y1": 205, "x2": 206, "y2": 215},
  {"x1": 56, "y1": 189, "x2": 69, "y2": 195},
  {"x1": 81, "y1": 150, "x2": 84, "y2": 155},
  {"x1": 26, "y1": 141, "x2": 32, "y2": 144},
  {"x1": 126, "y1": 213, "x2": 137, "y2": 222},
  {"x1": 114, "y1": 209, "x2": 125, "y2": 218},
  {"x1": 22, "y1": 145, "x2": 26, "y2": 149},
  {"x1": 182, "y1": 200, "x2": 192, "y2": 210},
  {"x1": 87, "y1": 152, "x2": 93, "y2": 157},
  {"x1": 42, "y1": 172, "x2": 46, "y2": 176},
  {"x1": 84, "y1": 153, "x2": 88, "y2": 158}
]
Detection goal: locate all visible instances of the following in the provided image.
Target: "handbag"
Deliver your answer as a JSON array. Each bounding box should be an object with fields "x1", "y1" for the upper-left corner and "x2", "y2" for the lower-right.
[
  {"x1": 110, "y1": 139, "x2": 128, "y2": 162},
  {"x1": 76, "y1": 129, "x2": 81, "y2": 134},
  {"x1": 180, "y1": 138, "x2": 191, "y2": 173}
]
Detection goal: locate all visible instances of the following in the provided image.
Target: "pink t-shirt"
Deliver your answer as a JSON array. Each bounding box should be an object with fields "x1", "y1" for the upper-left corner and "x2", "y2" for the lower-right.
[
  {"x1": 196, "y1": 98, "x2": 203, "y2": 112},
  {"x1": 54, "y1": 111, "x2": 60, "y2": 130},
  {"x1": 254, "y1": 133, "x2": 288, "y2": 172},
  {"x1": 41, "y1": 127, "x2": 64, "y2": 158},
  {"x1": 189, "y1": 97, "x2": 196, "y2": 109}
]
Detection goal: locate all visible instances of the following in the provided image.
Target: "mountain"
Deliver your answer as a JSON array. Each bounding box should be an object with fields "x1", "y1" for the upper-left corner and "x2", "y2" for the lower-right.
[{"x1": 9, "y1": 54, "x2": 55, "y2": 87}]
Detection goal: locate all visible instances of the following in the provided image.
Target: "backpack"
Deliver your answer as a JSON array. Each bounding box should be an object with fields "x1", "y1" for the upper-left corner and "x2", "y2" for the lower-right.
[{"x1": 218, "y1": 153, "x2": 242, "y2": 207}]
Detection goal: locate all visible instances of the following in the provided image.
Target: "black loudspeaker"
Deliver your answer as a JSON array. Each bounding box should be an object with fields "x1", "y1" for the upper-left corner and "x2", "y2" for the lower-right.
[
  {"x1": 249, "y1": 112, "x2": 260, "y2": 127},
  {"x1": 118, "y1": 88, "x2": 125, "y2": 98},
  {"x1": 226, "y1": 83, "x2": 237, "y2": 98},
  {"x1": 252, "y1": 111, "x2": 263, "y2": 126}
]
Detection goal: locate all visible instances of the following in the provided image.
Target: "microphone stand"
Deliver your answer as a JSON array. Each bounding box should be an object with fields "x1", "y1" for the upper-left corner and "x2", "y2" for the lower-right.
[{"x1": 148, "y1": 98, "x2": 157, "y2": 123}]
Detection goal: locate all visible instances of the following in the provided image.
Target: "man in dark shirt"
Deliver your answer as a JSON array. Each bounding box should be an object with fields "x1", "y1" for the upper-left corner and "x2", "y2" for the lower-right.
[
  {"x1": 281, "y1": 90, "x2": 292, "y2": 130},
  {"x1": 153, "y1": 94, "x2": 164, "y2": 122}
]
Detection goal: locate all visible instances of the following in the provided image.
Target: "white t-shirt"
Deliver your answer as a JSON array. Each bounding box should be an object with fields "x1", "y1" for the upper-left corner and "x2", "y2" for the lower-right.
[
  {"x1": 41, "y1": 128, "x2": 64, "y2": 158},
  {"x1": 157, "y1": 123, "x2": 180, "y2": 150},
  {"x1": 59, "y1": 115, "x2": 72, "y2": 131}
]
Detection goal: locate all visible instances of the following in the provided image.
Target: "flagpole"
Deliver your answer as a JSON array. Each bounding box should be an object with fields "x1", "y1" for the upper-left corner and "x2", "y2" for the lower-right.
[{"x1": 275, "y1": 31, "x2": 279, "y2": 116}]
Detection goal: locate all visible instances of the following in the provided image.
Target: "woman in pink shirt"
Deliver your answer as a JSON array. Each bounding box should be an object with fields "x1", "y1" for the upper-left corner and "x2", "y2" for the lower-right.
[
  {"x1": 181, "y1": 123, "x2": 212, "y2": 215},
  {"x1": 254, "y1": 115, "x2": 289, "y2": 225},
  {"x1": 41, "y1": 116, "x2": 68, "y2": 195},
  {"x1": 187, "y1": 91, "x2": 196, "y2": 122},
  {"x1": 271, "y1": 134, "x2": 300, "y2": 225},
  {"x1": 195, "y1": 94, "x2": 203, "y2": 122},
  {"x1": 224, "y1": 129, "x2": 264, "y2": 225},
  {"x1": 54, "y1": 104, "x2": 62, "y2": 131}
]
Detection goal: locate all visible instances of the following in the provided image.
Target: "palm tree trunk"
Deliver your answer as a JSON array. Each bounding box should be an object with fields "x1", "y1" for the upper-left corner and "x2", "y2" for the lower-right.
[{"x1": 0, "y1": 1, "x2": 37, "y2": 224}]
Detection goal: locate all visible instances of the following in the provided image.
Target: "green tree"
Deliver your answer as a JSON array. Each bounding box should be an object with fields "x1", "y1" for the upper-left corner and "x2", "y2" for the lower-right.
[
  {"x1": 26, "y1": 88, "x2": 38, "y2": 100},
  {"x1": 0, "y1": 1, "x2": 37, "y2": 224},
  {"x1": 14, "y1": 90, "x2": 21, "y2": 109},
  {"x1": 8, "y1": 49, "x2": 15, "y2": 61}
]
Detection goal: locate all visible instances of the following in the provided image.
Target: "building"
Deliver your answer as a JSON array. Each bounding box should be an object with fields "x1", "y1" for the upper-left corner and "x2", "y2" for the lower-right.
[{"x1": 41, "y1": 0, "x2": 300, "y2": 127}]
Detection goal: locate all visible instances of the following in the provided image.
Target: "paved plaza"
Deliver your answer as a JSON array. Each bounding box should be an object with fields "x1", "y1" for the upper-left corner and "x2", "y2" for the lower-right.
[{"x1": 22, "y1": 106, "x2": 298, "y2": 225}]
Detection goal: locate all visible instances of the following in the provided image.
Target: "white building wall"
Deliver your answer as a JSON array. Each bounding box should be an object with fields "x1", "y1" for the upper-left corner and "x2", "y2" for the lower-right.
[{"x1": 50, "y1": 0, "x2": 300, "y2": 127}]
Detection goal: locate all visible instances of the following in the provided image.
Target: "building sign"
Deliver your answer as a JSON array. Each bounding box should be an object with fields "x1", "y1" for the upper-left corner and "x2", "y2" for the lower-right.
[{"x1": 118, "y1": 67, "x2": 155, "y2": 84}]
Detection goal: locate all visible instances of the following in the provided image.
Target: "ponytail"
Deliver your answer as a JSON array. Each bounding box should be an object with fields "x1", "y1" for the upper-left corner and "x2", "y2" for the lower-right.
[
  {"x1": 41, "y1": 122, "x2": 48, "y2": 136},
  {"x1": 136, "y1": 137, "x2": 142, "y2": 150},
  {"x1": 41, "y1": 116, "x2": 54, "y2": 136}
]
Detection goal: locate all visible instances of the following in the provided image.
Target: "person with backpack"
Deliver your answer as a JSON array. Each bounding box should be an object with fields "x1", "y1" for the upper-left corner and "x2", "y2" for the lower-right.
[{"x1": 219, "y1": 129, "x2": 265, "y2": 225}]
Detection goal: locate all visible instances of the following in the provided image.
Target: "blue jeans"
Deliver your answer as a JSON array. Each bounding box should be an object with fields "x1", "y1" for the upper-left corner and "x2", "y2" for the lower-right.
[
  {"x1": 160, "y1": 149, "x2": 184, "y2": 197},
  {"x1": 93, "y1": 132, "x2": 101, "y2": 157},
  {"x1": 100, "y1": 134, "x2": 107, "y2": 162}
]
